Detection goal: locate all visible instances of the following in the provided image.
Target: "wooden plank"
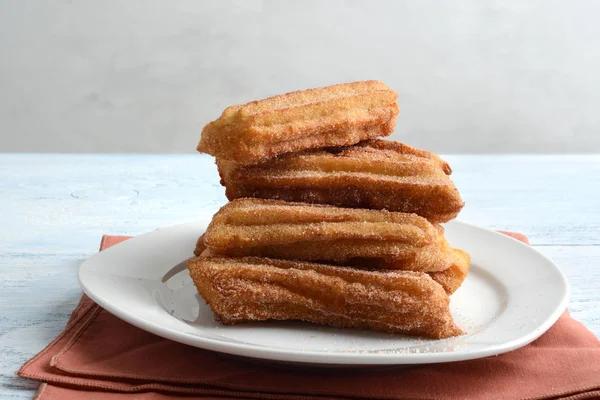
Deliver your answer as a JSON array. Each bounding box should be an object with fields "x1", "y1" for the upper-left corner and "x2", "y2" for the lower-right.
[
  {"x1": 0, "y1": 254, "x2": 84, "y2": 399},
  {"x1": 534, "y1": 246, "x2": 600, "y2": 327},
  {"x1": 445, "y1": 155, "x2": 600, "y2": 245}
]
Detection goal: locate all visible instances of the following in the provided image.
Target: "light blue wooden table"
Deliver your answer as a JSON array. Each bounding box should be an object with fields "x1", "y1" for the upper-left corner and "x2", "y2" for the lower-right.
[{"x1": 1, "y1": 154, "x2": 599, "y2": 399}]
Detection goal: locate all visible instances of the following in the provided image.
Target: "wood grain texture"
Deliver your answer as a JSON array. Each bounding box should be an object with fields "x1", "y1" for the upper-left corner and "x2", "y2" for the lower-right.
[{"x1": 0, "y1": 154, "x2": 598, "y2": 399}]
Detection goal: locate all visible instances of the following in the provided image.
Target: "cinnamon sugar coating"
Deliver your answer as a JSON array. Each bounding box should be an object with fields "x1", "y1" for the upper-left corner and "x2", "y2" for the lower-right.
[
  {"x1": 187, "y1": 255, "x2": 463, "y2": 339},
  {"x1": 200, "y1": 198, "x2": 457, "y2": 272},
  {"x1": 197, "y1": 81, "x2": 399, "y2": 164},
  {"x1": 217, "y1": 139, "x2": 463, "y2": 223}
]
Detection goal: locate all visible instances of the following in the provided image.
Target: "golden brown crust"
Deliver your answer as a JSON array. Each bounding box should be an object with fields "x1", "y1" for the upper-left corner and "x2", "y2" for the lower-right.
[
  {"x1": 429, "y1": 249, "x2": 471, "y2": 294},
  {"x1": 187, "y1": 255, "x2": 463, "y2": 339},
  {"x1": 216, "y1": 140, "x2": 464, "y2": 223},
  {"x1": 198, "y1": 81, "x2": 399, "y2": 164},
  {"x1": 193, "y1": 234, "x2": 471, "y2": 295},
  {"x1": 201, "y1": 198, "x2": 457, "y2": 272}
]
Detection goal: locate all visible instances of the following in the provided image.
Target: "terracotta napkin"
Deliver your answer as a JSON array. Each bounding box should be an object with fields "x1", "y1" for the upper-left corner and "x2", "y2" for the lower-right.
[{"x1": 18, "y1": 233, "x2": 600, "y2": 400}]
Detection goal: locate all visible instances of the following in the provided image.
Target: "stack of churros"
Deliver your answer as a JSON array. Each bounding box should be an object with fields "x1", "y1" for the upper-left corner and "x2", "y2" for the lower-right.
[{"x1": 188, "y1": 80, "x2": 469, "y2": 339}]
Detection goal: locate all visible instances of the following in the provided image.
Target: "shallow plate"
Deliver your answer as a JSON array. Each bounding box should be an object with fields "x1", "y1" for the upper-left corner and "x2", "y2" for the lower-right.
[{"x1": 79, "y1": 220, "x2": 569, "y2": 365}]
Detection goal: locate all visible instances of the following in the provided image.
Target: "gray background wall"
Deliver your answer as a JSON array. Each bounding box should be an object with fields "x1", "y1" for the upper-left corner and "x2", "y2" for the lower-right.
[{"x1": 1, "y1": 0, "x2": 599, "y2": 154}]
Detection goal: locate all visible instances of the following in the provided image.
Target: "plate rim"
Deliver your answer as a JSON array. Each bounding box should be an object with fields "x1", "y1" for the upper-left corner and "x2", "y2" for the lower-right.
[{"x1": 78, "y1": 219, "x2": 570, "y2": 365}]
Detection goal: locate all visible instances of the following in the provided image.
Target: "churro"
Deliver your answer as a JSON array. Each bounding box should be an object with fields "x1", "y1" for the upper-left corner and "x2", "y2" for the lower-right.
[
  {"x1": 198, "y1": 81, "x2": 398, "y2": 164},
  {"x1": 201, "y1": 198, "x2": 456, "y2": 272},
  {"x1": 217, "y1": 139, "x2": 464, "y2": 222},
  {"x1": 187, "y1": 255, "x2": 463, "y2": 339}
]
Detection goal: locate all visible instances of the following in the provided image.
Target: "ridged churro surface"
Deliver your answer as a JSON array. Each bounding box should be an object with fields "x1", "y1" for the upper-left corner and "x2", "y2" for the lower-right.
[
  {"x1": 217, "y1": 140, "x2": 464, "y2": 222},
  {"x1": 201, "y1": 198, "x2": 457, "y2": 272},
  {"x1": 198, "y1": 81, "x2": 399, "y2": 164},
  {"x1": 194, "y1": 236, "x2": 470, "y2": 295},
  {"x1": 187, "y1": 255, "x2": 463, "y2": 339}
]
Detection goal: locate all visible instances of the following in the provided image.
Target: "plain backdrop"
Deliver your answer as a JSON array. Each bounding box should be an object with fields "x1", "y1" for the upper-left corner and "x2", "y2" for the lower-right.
[{"x1": 1, "y1": 0, "x2": 599, "y2": 153}]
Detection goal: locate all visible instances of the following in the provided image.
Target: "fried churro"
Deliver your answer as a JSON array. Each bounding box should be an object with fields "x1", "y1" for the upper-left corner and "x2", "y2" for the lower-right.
[
  {"x1": 217, "y1": 139, "x2": 464, "y2": 222},
  {"x1": 201, "y1": 198, "x2": 457, "y2": 272},
  {"x1": 197, "y1": 81, "x2": 399, "y2": 164},
  {"x1": 187, "y1": 255, "x2": 463, "y2": 339}
]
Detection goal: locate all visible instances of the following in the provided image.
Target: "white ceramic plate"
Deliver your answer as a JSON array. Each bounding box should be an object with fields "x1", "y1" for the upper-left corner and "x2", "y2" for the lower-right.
[{"x1": 79, "y1": 220, "x2": 569, "y2": 365}]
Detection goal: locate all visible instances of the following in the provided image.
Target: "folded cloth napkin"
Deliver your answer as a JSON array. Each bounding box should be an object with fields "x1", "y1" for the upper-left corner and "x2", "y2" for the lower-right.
[{"x1": 18, "y1": 233, "x2": 600, "y2": 400}]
